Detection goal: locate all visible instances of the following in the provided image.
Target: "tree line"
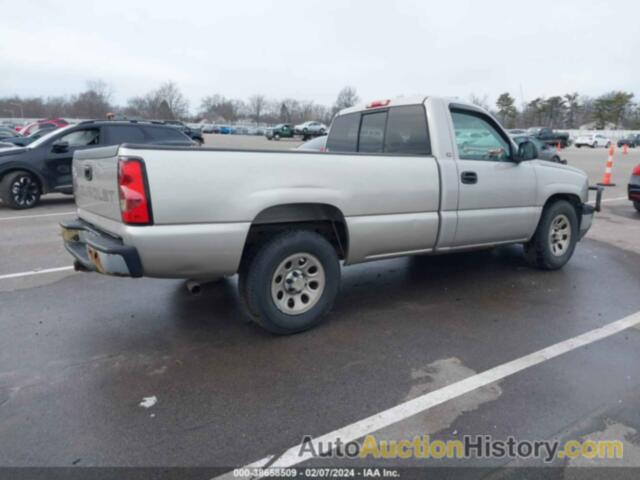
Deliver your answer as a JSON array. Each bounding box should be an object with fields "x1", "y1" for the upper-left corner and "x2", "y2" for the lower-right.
[
  {"x1": 1, "y1": 80, "x2": 638, "y2": 130},
  {"x1": 492, "y1": 91, "x2": 638, "y2": 130},
  {"x1": 0, "y1": 81, "x2": 360, "y2": 126}
]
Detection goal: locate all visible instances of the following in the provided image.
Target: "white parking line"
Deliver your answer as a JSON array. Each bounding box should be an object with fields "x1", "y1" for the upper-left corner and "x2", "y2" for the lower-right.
[
  {"x1": 0, "y1": 211, "x2": 75, "y2": 221},
  {"x1": 222, "y1": 310, "x2": 640, "y2": 473},
  {"x1": 0, "y1": 266, "x2": 74, "y2": 281}
]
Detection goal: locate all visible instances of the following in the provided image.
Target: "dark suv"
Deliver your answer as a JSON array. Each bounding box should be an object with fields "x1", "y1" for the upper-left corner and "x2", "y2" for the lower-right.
[{"x1": 0, "y1": 120, "x2": 194, "y2": 209}]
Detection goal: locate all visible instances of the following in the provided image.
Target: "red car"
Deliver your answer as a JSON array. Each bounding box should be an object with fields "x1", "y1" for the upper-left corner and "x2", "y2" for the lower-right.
[
  {"x1": 629, "y1": 164, "x2": 640, "y2": 212},
  {"x1": 19, "y1": 118, "x2": 69, "y2": 136}
]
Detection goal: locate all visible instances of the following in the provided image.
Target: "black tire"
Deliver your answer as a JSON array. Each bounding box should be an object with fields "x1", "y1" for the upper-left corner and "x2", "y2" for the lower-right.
[
  {"x1": 551, "y1": 156, "x2": 561, "y2": 164},
  {"x1": 0, "y1": 170, "x2": 41, "y2": 209},
  {"x1": 319, "y1": 128, "x2": 326, "y2": 135},
  {"x1": 634, "y1": 201, "x2": 640, "y2": 213},
  {"x1": 606, "y1": 142, "x2": 611, "y2": 148},
  {"x1": 591, "y1": 143, "x2": 596, "y2": 148},
  {"x1": 239, "y1": 230, "x2": 340, "y2": 334},
  {"x1": 524, "y1": 200, "x2": 578, "y2": 270},
  {"x1": 274, "y1": 134, "x2": 281, "y2": 141}
]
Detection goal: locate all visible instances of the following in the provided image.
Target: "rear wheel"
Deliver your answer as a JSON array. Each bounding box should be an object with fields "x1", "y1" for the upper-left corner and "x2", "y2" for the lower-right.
[
  {"x1": 634, "y1": 201, "x2": 640, "y2": 213},
  {"x1": 239, "y1": 230, "x2": 340, "y2": 334},
  {"x1": 524, "y1": 200, "x2": 578, "y2": 270},
  {"x1": 0, "y1": 170, "x2": 41, "y2": 209}
]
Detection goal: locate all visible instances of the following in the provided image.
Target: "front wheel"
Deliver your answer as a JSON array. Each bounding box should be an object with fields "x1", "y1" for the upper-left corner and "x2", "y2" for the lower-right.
[
  {"x1": 524, "y1": 200, "x2": 578, "y2": 270},
  {"x1": 0, "y1": 170, "x2": 42, "y2": 209},
  {"x1": 239, "y1": 230, "x2": 340, "y2": 334},
  {"x1": 274, "y1": 134, "x2": 281, "y2": 141}
]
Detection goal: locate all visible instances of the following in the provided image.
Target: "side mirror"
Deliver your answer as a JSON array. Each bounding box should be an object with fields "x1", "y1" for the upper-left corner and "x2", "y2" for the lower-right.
[
  {"x1": 52, "y1": 141, "x2": 69, "y2": 153},
  {"x1": 515, "y1": 140, "x2": 537, "y2": 162}
]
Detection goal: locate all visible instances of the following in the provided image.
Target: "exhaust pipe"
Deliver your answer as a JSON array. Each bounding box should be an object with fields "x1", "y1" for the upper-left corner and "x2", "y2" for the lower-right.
[{"x1": 185, "y1": 280, "x2": 202, "y2": 296}]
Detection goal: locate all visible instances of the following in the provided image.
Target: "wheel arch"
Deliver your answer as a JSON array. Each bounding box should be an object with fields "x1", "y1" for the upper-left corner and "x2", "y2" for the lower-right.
[
  {"x1": 0, "y1": 164, "x2": 49, "y2": 194},
  {"x1": 242, "y1": 202, "x2": 349, "y2": 261},
  {"x1": 541, "y1": 193, "x2": 583, "y2": 229}
]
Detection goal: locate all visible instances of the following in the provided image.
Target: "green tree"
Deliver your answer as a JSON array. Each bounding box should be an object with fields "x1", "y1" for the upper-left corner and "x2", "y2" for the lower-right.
[
  {"x1": 542, "y1": 96, "x2": 566, "y2": 128},
  {"x1": 564, "y1": 93, "x2": 580, "y2": 128},
  {"x1": 495, "y1": 92, "x2": 517, "y2": 127}
]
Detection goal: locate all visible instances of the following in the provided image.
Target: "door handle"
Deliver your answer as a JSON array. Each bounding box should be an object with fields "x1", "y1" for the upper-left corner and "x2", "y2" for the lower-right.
[{"x1": 461, "y1": 171, "x2": 478, "y2": 184}]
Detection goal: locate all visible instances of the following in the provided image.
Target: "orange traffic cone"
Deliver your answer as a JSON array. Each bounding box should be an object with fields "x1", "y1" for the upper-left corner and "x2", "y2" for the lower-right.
[
  {"x1": 598, "y1": 144, "x2": 616, "y2": 187},
  {"x1": 623, "y1": 143, "x2": 628, "y2": 155}
]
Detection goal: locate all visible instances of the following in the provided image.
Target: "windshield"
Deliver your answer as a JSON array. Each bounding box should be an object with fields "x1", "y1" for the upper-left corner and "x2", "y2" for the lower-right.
[{"x1": 27, "y1": 124, "x2": 75, "y2": 149}]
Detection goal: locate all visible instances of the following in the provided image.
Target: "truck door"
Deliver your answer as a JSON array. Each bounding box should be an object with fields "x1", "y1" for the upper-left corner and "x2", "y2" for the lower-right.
[{"x1": 450, "y1": 108, "x2": 538, "y2": 247}]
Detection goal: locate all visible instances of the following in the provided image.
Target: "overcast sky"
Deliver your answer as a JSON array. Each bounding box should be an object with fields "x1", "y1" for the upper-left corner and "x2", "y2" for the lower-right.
[{"x1": 1, "y1": 0, "x2": 638, "y2": 111}]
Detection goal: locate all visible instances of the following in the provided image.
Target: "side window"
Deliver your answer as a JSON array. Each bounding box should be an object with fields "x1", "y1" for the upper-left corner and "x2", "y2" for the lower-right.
[
  {"x1": 106, "y1": 125, "x2": 145, "y2": 144},
  {"x1": 59, "y1": 128, "x2": 100, "y2": 147},
  {"x1": 144, "y1": 126, "x2": 190, "y2": 142},
  {"x1": 384, "y1": 106, "x2": 430, "y2": 155},
  {"x1": 358, "y1": 111, "x2": 386, "y2": 153},
  {"x1": 451, "y1": 111, "x2": 510, "y2": 161},
  {"x1": 326, "y1": 113, "x2": 360, "y2": 152}
]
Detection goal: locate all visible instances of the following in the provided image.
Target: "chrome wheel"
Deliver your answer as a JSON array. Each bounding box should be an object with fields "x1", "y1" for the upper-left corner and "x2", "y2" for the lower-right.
[
  {"x1": 271, "y1": 252, "x2": 326, "y2": 315},
  {"x1": 11, "y1": 175, "x2": 40, "y2": 208},
  {"x1": 549, "y1": 214, "x2": 571, "y2": 256}
]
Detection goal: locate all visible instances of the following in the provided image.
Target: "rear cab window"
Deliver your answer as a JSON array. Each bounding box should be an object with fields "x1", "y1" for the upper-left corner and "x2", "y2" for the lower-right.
[{"x1": 326, "y1": 105, "x2": 430, "y2": 155}]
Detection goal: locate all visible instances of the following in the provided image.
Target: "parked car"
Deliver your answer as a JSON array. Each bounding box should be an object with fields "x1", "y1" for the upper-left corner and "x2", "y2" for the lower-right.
[
  {"x1": 20, "y1": 118, "x2": 69, "y2": 137},
  {"x1": 294, "y1": 121, "x2": 328, "y2": 140},
  {"x1": 0, "y1": 126, "x2": 19, "y2": 140},
  {"x1": 202, "y1": 124, "x2": 216, "y2": 134},
  {"x1": 527, "y1": 127, "x2": 570, "y2": 148},
  {"x1": 1, "y1": 127, "x2": 56, "y2": 147},
  {"x1": 0, "y1": 120, "x2": 194, "y2": 209},
  {"x1": 62, "y1": 96, "x2": 597, "y2": 334},
  {"x1": 575, "y1": 133, "x2": 611, "y2": 148},
  {"x1": 266, "y1": 124, "x2": 294, "y2": 140},
  {"x1": 296, "y1": 136, "x2": 327, "y2": 152},
  {"x1": 617, "y1": 134, "x2": 640, "y2": 148},
  {"x1": 629, "y1": 164, "x2": 640, "y2": 212},
  {"x1": 511, "y1": 135, "x2": 565, "y2": 164},
  {"x1": 218, "y1": 125, "x2": 234, "y2": 135},
  {"x1": 163, "y1": 120, "x2": 204, "y2": 145}
]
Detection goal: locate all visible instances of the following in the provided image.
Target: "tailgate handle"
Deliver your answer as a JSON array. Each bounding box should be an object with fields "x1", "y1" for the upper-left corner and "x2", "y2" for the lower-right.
[
  {"x1": 83, "y1": 164, "x2": 93, "y2": 181},
  {"x1": 461, "y1": 171, "x2": 478, "y2": 184}
]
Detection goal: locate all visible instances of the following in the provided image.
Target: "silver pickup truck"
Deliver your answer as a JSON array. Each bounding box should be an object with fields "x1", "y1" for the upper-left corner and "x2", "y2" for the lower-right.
[{"x1": 62, "y1": 96, "x2": 601, "y2": 334}]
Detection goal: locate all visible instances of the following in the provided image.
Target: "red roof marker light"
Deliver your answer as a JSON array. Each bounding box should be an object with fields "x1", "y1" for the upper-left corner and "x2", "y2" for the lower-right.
[{"x1": 366, "y1": 99, "x2": 391, "y2": 109}]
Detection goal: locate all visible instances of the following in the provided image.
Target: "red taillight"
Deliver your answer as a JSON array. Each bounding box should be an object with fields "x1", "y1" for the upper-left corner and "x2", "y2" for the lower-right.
[
  {"x1": 366, "y1": 99, "x2": 391, "y2": 109},
  {"x1": 633, "y1": 165, "x2": 640, "y2": 176},
  {"x1": 118, "y1": 157, "x2": 151, "y2": 225}
]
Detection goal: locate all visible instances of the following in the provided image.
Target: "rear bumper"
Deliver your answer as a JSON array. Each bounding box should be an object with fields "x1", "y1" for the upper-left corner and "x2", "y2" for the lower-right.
[{"x1": 61, "y1": 219, "x2": 143, "y2": 277}]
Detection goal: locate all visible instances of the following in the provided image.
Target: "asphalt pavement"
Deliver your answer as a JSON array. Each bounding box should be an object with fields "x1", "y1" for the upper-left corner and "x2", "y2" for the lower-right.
[{"x1": 0, "y1": 137, "x2": 639, "y2": 477}]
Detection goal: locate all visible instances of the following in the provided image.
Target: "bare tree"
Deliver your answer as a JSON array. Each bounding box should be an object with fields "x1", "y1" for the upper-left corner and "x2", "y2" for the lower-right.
[
  {"x1": 69, "y1": 80, "x2": 114, "y2": 118},
  {"x1": 126, "y1": 81, "x2": 189, "y2": 120},
  {"x1": 468, "y1": 93, "x2": 490, "y2": 111},
  {"x1": 248, "y1": 94, "x2": 267, "y2": 124},
  {"x1": 332, "y1": 86, "x2": 359, "y2": 117}
]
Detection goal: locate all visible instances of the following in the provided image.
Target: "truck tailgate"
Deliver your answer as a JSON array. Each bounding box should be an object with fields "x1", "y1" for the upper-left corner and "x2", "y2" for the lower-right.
[{"x1": 73, "y1": 145, "x2": 121, "y2": 221}]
